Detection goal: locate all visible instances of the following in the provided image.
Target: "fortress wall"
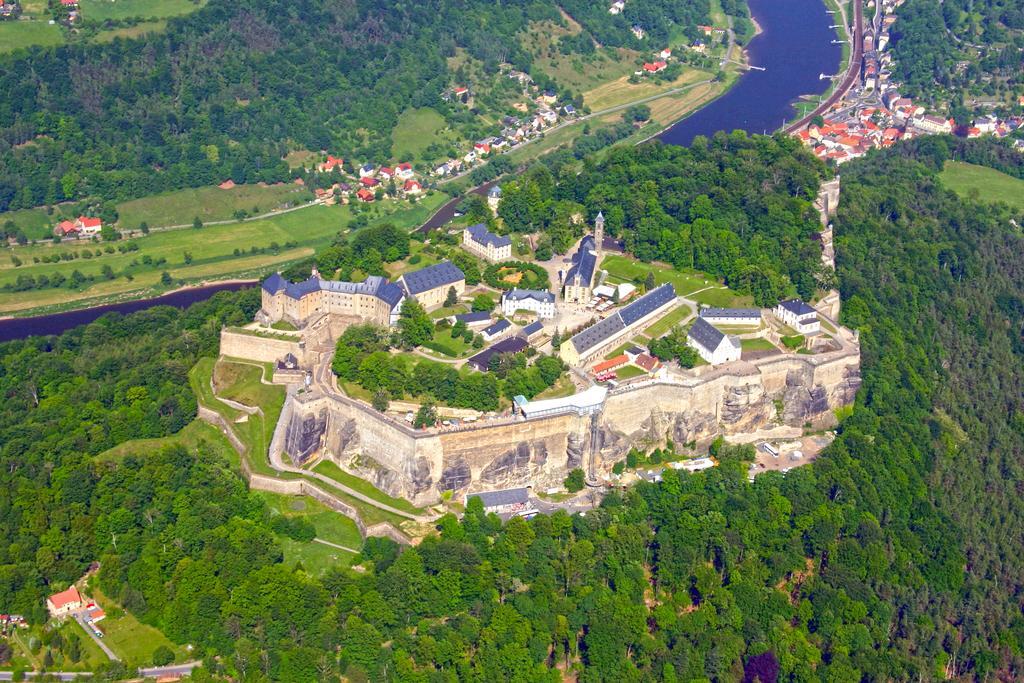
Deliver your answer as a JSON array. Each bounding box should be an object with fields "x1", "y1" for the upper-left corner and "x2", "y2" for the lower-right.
[
  {"x1": 285, "y1": 345, "x2": 861, "y2": 505},
  {"x1": 220, "y1": 330, "x2": 303, "y2": 364}
]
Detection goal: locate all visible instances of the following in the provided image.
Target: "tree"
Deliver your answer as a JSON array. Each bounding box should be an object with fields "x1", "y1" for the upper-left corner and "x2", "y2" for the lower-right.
[
  {"x1": 152, "y1": 645, "x2": 174, "y2": 666},
  {"x1": 372, "y1": 389, "x2": 389, "y2": 412},
  {"x1": 564, "y1": 468, "x2": 585, "y2": 492},
  {"x1": 472, "y1": 334, "x2": 485, "y2": 349},
  {"x1": 192, "y1": 217, "x2": 203, "y2": 229},
  {"x1": 398, "y1": 298, "x2": 432, "y2": 347},
  {"x1": 160, "y1": 271, "x2": 173, "y2": 286},
  {"x1": 414, "y1": 403, "x2": 438, "y2": 428},
  {"x1": 644, "y1": 271, "x2": 656, "y2": 291},
  {"x1": 471, "y1": 294, "x2": 494, "y2": 312},
  {"x1": 183, "y1": 251, "x2": 193, "y2": 265},
  {"x1": 139, "y1": 222, "x2": 149, "y2": 234},
  {"x1": 444, "y1": 286, "x2": 458, "y2": 307}
]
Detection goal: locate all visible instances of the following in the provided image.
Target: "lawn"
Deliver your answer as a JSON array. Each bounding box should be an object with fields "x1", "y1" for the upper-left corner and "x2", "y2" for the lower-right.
[
  {"x1": 116, "y1": 182, "x2": 312, "y2": 230},
  {"x1": 0, "y1": 206, "x2": 61, "y2": 241},
  {"x1": 422, "y1": 326, "x2": 473, "y2": 357},
  {"x1": 92, "y1": 19, "x2": 167, "y2": 42},
  {"x1": 88, "y1": 587, "x2": 186, "y2": 668},
  {"x1": 259, "y1": 492, "x2": 362, "y2": 574},
  {"x1": 80, "y1": 0, "x2": 203, "y2": 21},
  {"x1": 600, "y1": 254, "x2": 714, "y2": 295},
  {"x1": 0, "y1": 20, "x2": 63, "y2": 54},
  {"x1": 391, "y1": 108, "x2": 451, "y2": 162},
  {"x1": 741, "y1": 338, "x2": 778, "y2": 352},
  {"x1": 939, "y1": 161, "x2": 1024, "y2": 211},
  {"x1": 0, "y1": 191, "x2": 448, "y2": 316},
  {"x1": 615, "y1": 365, "x2": 647, "y2": 380},
  {"x1": 643, "y1": 304, "x2": 692, "y2": 337},
  {"x1": 585, "y1": 67, "x2": 710, "y2": 112},
  {"x1": 691, "y1": 286, "x2": 754, "y2": 308},
  {"x1": 313, "y1": 460, "x2": 423, "y2": 515}
]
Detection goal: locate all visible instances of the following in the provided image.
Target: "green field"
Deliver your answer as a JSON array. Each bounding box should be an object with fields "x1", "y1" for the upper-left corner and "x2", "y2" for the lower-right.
[
  {"x1": 99, "y1": 418, "x2": 235, "y2": 463},
  {"x1": 80, "y1": 0, "x2": 203, "y2": 21},
  {"x1": 116, "y1": 182, "x2": 312, "y2": 229},
  {"x1": 391, "y1": 108, "x2": 452, "y2": 162},
  {"x1": 939, "y1": 161, "x2": 1024, "y2": 211},
  {"x1": 87, "y1": 587, "x2": 187, "y2": 667},
  {"x1": 643, "y1": 304, "x2": 692, "y2": 337},
  {"x1": 92, "y1": 18, "x2": 167, "y2": 42},
  {"x1": 259, "y1": 492, "x2": 362, "y2": 574},
  {"x1": 422, "y1": 325, "x2": 473, "y2": 357},
  {"x1": 0, "y1": 206, "x2": 62, "y2": 241},
  {"x1": 0, "y1": 20, "x2": 63, "y2": 54},
  {"x1": 615, "y1": 365, "x2": 647, "y2": 380},
  {"x1": 741, "y1": 337, "x2": 778, "y2": 352},
  {"x1": 601, "y1": 254, "x2": 713, "y2": 295},
  {"x1": 0, "y1": 191, "x2": 448, "y2": 315},
  {"x1": 313, "y1": 460, "x2": 423, "y2": 516}
]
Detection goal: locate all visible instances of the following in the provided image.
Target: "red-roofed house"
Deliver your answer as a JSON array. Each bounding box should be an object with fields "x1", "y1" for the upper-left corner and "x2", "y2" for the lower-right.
[
  {"x1": 378, "y1": 166, "x2": 394, "y2": 180},
  {"x1": 592, "y1": 355, "x2": 628, "y2": 375},
  {"x1": 359, "y1": 176, "x2": 379, "y2": 188},
  {"x1": 356, "y1": 188, "x2": 375, "y2": 203},
  {"x1": 966, "y1": 127, "x2": 981, "y2": 138},
  {"x1": 473, "y1": 142, "x2": 491, "y2": 155},
  {"x1": 317, "y1": 155, "x2": 344, "y2": 173},
  {"x1": 396, "y1": 162, "x2": 415, "y2": 180},
  {"x1": 658, "y1": 48, "x2": 672, "y2": 60},
  {"x1": 634, "y1": 353, "x2": 660, "y2": 373},
  {"x1": 86, "y1": 604, "x2": 106, "y2": 623},
  {"x1": 54, "y1": 220, "x2": 79, "y2": 237},
  {"x1": 78, "y1": 216, "x2": 102, "y2": 236},
  {"x1": 402, "y1": 179, "x2": 422, "y2": 196},
  {"x1": 642, "y1": 61, "x2": 667, "y2": 73},
  {"x1": 59, "y1": 0, "x2": 77, "y2": 6},
  {"x1": 218, "y1": 179, "x2": 236, "y2": 190},
  {"x1": 47, "y1": 586, "x2": 82, "y2": 617}
]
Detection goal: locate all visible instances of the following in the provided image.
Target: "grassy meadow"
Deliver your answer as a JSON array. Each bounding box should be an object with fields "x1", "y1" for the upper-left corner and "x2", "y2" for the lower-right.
[
  {"x1": 939, "y1": 160, "x2": 1024, "y2": 211},
  {"x1": 391, "y1": 107, "x2": 455, "y2": 162},
  {"x1": 0, "y1": 190, "x2": 448, "y2": 315},
  {"x1": 0, "y1": 20, "x2": 63, "y2": 54},
  {"x1": 79, "y1": 0, "x2": 202, "y2": 21},
  {"x1": 116, "y1": 182, "x2": 312, "y2": 229}
]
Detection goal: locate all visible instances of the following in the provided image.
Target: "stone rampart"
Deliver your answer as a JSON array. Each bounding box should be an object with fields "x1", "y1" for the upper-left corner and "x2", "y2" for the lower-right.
[
  {"x1": 282, "y1": 341, "x2": 861, "y2": 506},
  {"x1": 220, "y1": 329, "x2": 304, "y2": 365}
]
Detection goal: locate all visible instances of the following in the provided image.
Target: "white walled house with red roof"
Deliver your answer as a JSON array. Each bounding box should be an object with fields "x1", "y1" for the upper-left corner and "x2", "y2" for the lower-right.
[
  {"x1": 396, "y1": 162, "x2": 415, "y2": 180},
  {"x1": 47, "y1": 586, "x2": 82, "y2": 617}
]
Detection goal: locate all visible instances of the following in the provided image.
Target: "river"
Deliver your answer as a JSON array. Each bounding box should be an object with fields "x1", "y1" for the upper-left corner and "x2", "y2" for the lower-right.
[
  {"x1": 659, "y1": 0, "x2": 842, "y2": 146},
  {"x1": 2, "y1": 0, "x2": 840, "y2": 342},
  {"x1": 0, "y1": 281, "x2": 255, "y2": 342}
]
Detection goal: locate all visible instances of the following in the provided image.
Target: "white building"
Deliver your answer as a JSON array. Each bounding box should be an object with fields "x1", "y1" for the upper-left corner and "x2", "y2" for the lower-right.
[
  {"x1": 775, "y1": 299, "x2": 820, "y2": 334},
  {"x1": 462, "y1": 223, "x2": 512, "y2": 263},
  {"x1": 686, "y1": 317, "x2": 741, "y2": 366},
  {"x1": 699, "y1": 307, "x2": 761, "y2": 326},
  {"x1": 502, "y1": 288, "x2": 556, "y2": 319}
]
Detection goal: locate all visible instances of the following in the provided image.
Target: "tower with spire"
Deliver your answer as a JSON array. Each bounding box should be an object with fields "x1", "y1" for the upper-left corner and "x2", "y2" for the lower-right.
[{"x1": 594, "y1": 211, "x2": 604, "y2": 262}]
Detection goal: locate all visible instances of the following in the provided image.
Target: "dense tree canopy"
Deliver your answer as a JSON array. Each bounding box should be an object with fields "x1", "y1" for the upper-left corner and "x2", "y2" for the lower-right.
[
  {"x1": 3, "y1": 138, "x2": 1024, "y2": 680},
  {"x1": 502, "y1": 132, "x2": 830, "y2": 305}
]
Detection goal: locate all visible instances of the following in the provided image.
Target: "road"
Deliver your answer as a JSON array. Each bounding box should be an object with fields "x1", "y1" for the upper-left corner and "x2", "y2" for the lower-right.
[
  {"x1": 0, "y1": 672, "x2": 91, "y2": 680},
  {"x1": 74, "y1": 614, "x2": 118, "y2": 662},
  {"x1": 784, "y1": 0, "x2": 863, "y2": 133}
]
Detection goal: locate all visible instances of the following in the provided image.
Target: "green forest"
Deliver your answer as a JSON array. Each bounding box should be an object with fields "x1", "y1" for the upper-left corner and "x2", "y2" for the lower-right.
[
  {"x1": 892, "y1": 0, "x2": 1024, "y2": 114},
  {"x1": 0, "y1": 0, "x2": 718, "y2": 214},
  {"x1": 498, "y1": 133, "x2": 831, "y2": 305},
  {"x1": 1, "y1": 137, "x2": 1024, "y2": 680}
]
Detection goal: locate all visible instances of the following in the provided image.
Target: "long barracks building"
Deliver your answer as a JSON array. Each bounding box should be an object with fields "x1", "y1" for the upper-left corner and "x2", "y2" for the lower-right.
[
  {"x1": 560, "y1": 283, "x2": 676, "y2": 366},
  {"x1": 259, "y1": 261, "x2": 465, "y2": 329}
]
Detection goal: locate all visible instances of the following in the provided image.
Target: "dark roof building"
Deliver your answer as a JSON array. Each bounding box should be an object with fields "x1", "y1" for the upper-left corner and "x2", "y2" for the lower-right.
[
  {"x1": 503, "y1": 288, "x2": 554, "y2": 304},
  {"x1": 778, "y1": 299, "x2": 816, "y2": 317},
  {"x1": 465, "y1": 223, "x2": 512, "y2": 249},
  {"x1": 467, "y1": 337, "x2": 529, "y2": 371},
  {"x1": 520, "y1": 321, "x2": 544, "y2": 339},
  {"x1": 564, "y1": 235, "x2": 598, "y2": 289},
  {"x1": 400, "y1": 261, "x2": 465, "y2": 296},
  {"x1": 455, "y1": 311, "x2": 492, "y2": 325},
  {"x1": 566, "y1": 283, "x2": 676, "y2": 359},
  {"x1": 687, "y1": 316, "x2": 726, "y2": 351},
  {"x1": 466, "y1": 487, "x2": 530, "y2": 511},
  {"x1": 482, "y1": 319, "x2": 511, "y2": 338},
  {"x1": 262, "y1": 273, "x2": 403, "y2": 307},
  {"x1": 700, "y1": 307, "x2": 762, "y2": 321}
]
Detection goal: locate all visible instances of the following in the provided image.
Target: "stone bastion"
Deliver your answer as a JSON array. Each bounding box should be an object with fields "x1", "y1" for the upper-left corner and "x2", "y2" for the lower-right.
[{"x1": 273, "y1": 340, "x2": 861, "y2": 507}]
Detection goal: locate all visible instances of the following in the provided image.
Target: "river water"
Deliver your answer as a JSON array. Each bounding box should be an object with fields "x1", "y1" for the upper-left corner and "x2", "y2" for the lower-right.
[
  {"x1": 659, "y1": 0, "x2": 842, "y2": 146},
  {"x1": 1, "y1": 0, "x2": 840, "y2": 342}
]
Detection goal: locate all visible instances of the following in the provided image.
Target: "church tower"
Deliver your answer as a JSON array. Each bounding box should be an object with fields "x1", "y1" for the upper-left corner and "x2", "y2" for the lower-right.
[{"x1": 594, "y1": 211, "x2": 604, "y2": 262}]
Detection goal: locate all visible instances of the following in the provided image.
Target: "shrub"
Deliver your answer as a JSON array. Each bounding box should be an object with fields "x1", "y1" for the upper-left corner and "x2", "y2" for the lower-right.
[
  {"x1": 564, "y1": 468, "x2": 585, "y2": 492},
  {"x1": 781, "y1": 334, "x2": 805, "y2": 349}
]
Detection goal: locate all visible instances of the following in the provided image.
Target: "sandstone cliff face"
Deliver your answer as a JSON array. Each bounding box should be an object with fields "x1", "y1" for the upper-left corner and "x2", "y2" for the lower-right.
[{"x1": 280, "y1": 345, "x2": 860, "y2": 504}]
